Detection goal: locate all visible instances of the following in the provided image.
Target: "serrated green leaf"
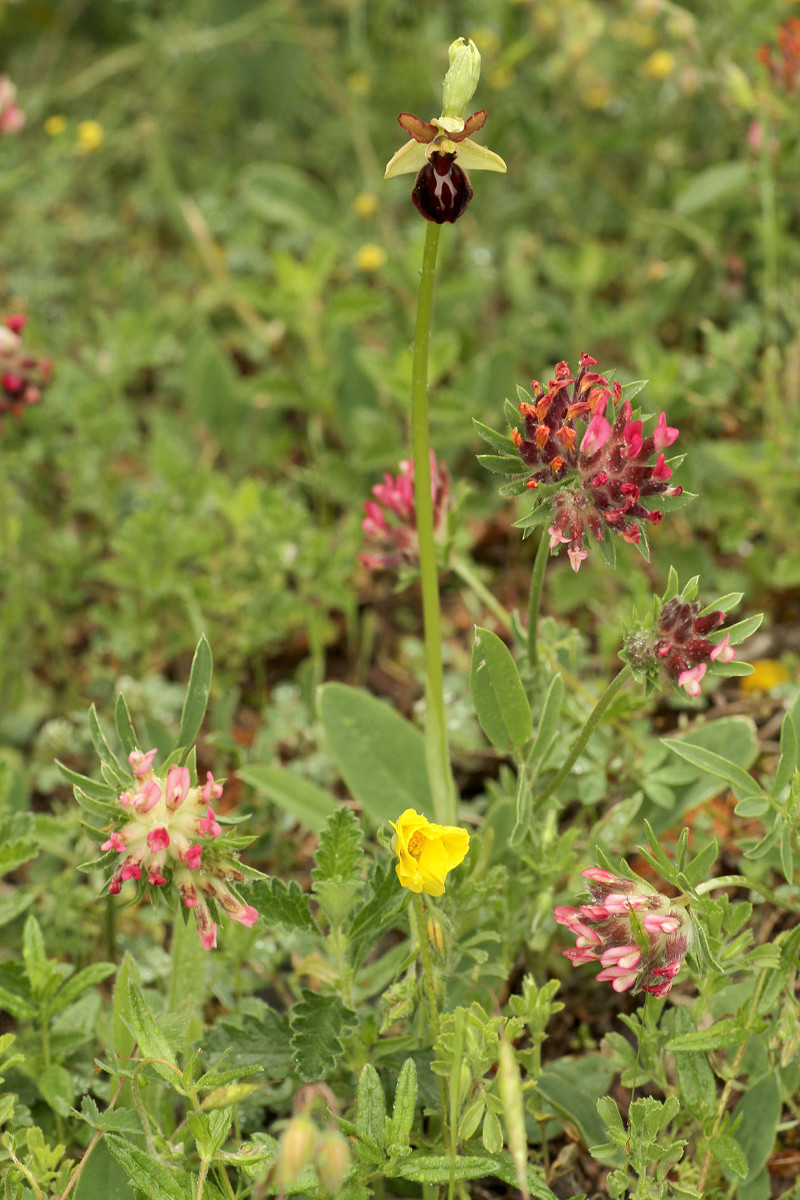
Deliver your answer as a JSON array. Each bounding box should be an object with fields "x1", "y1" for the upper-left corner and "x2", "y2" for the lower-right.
[
  {"x1": 246, "y1": 876, "x2": 315, "y2": 933},
  {"x1": 22, "y1": 914, "x2": 47, "y2": 997},
  {"x1": 105, "y1": 1135, "x2": 196, "y2": 1199},
  {"x1": 356, "y1": 1063, "x2": 386, "y2": 1156},
  {"x1": 318, "y1": 683, "x2": 430, "y2": 822},
  {"x1": 394, "y1": 1151, "x2": 557, "y2": 1197},
  {"x1": 470, "y1": 627, "x2": 532, "y2": 752},
  {"x1": 176, "y1": 636, "x2": 213, "y2": 761},
  {"x1": 312, "y1": 807, "x2": 363, "y2": 888},
  {"x1": 73, "y1": 1136, "x2": 133, "y2": 1200},
  {"x1": 665, "y1": 1018, "x2": 748, "y2": 1052},
  {"x1": 237, "y1": 764, "x2": 336, "y2": 833},
  {"x1": 0, "y1": 837, "x2": 38, "y2": 877},
  {"x1": 390, "y1": 1058, "x2": 417, "y2": 1149},
  {"x1": 290, "y1": 990, "x2": 356, "y2": 1081},
  {"x1": 77, "y1": 1095, "x2": 142, "y2": 1134},
  {"x1": 126, "y1": 980, "x2": 180, "y2": 1085}
]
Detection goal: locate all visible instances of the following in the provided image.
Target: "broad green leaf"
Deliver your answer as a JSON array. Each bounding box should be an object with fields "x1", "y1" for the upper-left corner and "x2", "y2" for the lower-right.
[
  {"x1": 773, "y1": 713, "x2": 798, "y2": 795},
  {"x1": 167, "y1": 911, "x2": 208, "y2": 1041},
  {"x1": 529, "y1": 673, "x2": 564, "y2": 768},
  {"x1": 476, "y1": 453, "x2": 520, "y2": 475},
  {"x1": 113, "y1": 953, "x2": 140, "y2": 1064},
  {"x1": 73, "y1": 1138, "x2": 132, "y2": 1200},
  {"x1": 51, "y1": 961, "x2": 116, "y2": 1015},
  {"x1": 709, "y1": 1132, "x2": 749, "y2": 1179},
  {"x1": 671, "y1": 1010, "x2": 715, "y2": 1120},
  {"x1": 0, "y1": 837, "x2": 38, "y2": 877},
  {"x1": 126, "y1": 980, "x2": 180, "y2": 1085},
  {"x1": 732, "y1": 1074, "x2": 781, "y2": 1183},
  {"x1": 0, "y1": 889, "x2": 34, "y2": 930},
  {"x1": 390, "y1": 1058, "x2": 417, "y2": 1149},
  {"x1": 535, "y1": 1055, "x2": 618, "y2": 1150},
  {"x1": 237, "y1": 764, "x2": 336, "y2": 832},
  {"x1": 716, "y1": 613, "x2": 763, "y2": 646},
  {"x1": 38, "y1": 1065, "x2": 74, "y2": 1115},
  {"x1": 734, "y1": 796, "x2": 770, "y2": 817},
  {"x1": 318, "y1": 683, "x2": 431, "y2": 821},
  {"x1": 290, "y1": 990, "x2": 356, "y2": 1081},
  {"x1": 355, "y1": 1064, "x2": 386, "y2": 1158},
  {"x1": 482, "y1": 1109, "x2": 503, "y2": 1154},
  {"x1": 698, "y1": 592, "x2": 744, "y2": 616},
  {"x1": 674, "y1": 161, "x2": 751, "y2": 215},
  {"x1": 470, "y1": 627, "x2": 532, "y2": 751},
  {"x1": 176, "y1": 635, "x2": 212, "y2": 760},
  {"x1": 246, "y1": 877, "x2": 316, "y2": 933},
  {"x1": 662, "y1": 739, "x2": 762, "y2": 798}
]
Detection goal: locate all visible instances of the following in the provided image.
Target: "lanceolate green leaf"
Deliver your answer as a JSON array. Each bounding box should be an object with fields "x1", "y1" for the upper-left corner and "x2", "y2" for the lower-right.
[
  {"x1": 176, "y1": 635, "x2": 213, "y2": 761},
  {"x1": 470, "y1": 627, "x2": 532, "y2": 752},
  {"x1": 662, "y1": 739, "x2": 765, "y2": 799},
  {"x1": 237, "y1": 764, "x2": 337, "y2": 832}
]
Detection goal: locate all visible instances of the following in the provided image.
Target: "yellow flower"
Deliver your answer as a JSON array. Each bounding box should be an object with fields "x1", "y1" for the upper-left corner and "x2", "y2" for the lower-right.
[
  {"x1": 643, "y1": 50, "x2": 676, "y2": 80},
  {"x1": 390, "y1": 809, "x2": 469, "y2": 896},
  {"x1": 355, "y1": 243, "x2": 386, "y2": 272},
  {"x1": 44, "y1": 115, "x2": 67, "y2": 137},
  {"x1": 76, "y1": 120, "x2": 104, "y2": 153},
  {"x1": 739, "y1": 659, "x2": 791, "y2": 693},
  {"x1": 353, "y1": 191, "x2": 379, "y2": 219}
]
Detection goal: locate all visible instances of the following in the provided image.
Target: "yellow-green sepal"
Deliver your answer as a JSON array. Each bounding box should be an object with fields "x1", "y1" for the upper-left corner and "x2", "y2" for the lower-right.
[
  {"x1": 384, "y1": 139, "x2": 429, "y2": 179},
  {"x1": 455, "y1": 138, "x2": 508, "y2": 173}
]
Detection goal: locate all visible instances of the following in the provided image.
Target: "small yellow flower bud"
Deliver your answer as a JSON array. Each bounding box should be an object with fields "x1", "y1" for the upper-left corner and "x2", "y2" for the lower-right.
[
  {"x1": 76, "y1": 120, "x2": 104, "y2": 153},
  {"x1": 315, "y1": 1130, "x2": 351, "y2": 1195},
  {"x1": 427, "y1": 915, "x2": 444, "y2": 954},
  {"x1": 355, "y1": 244, "x2": 387, "y2": 272},
  {"x1": 275, "y1": 1116, "x2": 317, "y2": 1191},
  {"x1": 44, "y1": 115, "x2": 67, "y2": 137},
  {"x1": 441, "y1": 37, "x2": 481, "y2": 121}
]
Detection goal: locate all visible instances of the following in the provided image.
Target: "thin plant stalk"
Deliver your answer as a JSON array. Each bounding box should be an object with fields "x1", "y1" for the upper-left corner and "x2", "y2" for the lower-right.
[
  {"x1": 527, "y1": 530, "x2": 549, "y2": 667},
  {"x1": 412, "y1": 892, "x2": 449, "y2": 1135},
  {"x1": 410, "y1": 221, "x2": 455, "y2": 824},
  {"x1": 533, "y1": 663, "x2": 634, "y2": 807}
]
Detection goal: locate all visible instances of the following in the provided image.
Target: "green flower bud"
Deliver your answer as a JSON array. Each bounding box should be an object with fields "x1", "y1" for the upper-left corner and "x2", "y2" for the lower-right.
[
  {"x1": 441, "y1": 37, "x2": 481, "y2": 122},
  {"x1": 315, "y1": 1130, "x2": 351, "y2": 1195},
  {"x1": 275, "y1": 1116, "x2": 317, "y2": 1191}
]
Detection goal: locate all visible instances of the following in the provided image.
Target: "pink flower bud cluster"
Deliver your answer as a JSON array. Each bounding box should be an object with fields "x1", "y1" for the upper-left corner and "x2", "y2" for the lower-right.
[
  {"x1": 0, "y1": 77, "x2": 25, "y2": 135},
  {"x1": 655, "y1": 597, "x2": 735, "y2": 697},
  {"x1": 360, "y1": 451, "x2": 450, "y2": 570},
  {"x1": 555, "y1": 868, "x2": 691, "y2": 998},
  {"x1": 102, "y1": 749, "x2": 258, "y2": 950},
  {"x1": 0, "y1": 314, "x2": 52, "y2": 419},
  {"x1": 511, "y1": 355, "x2": 681, "y2": 572}
]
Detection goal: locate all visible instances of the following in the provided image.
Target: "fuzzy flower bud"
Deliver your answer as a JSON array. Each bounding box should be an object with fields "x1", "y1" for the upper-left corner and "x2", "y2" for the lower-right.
[
  {"x1": 315, "y1": 1130, "x2": 352, "y2": 1195},
  {"x1": 555, "y1": 868, "x2": 692, "y2": 997},
  {"x1": 441, "y1": 38, "x2": 482, "y2": 121},
  {"x1": 100, "y1": 750, "x2": 257, "y2": 950}
]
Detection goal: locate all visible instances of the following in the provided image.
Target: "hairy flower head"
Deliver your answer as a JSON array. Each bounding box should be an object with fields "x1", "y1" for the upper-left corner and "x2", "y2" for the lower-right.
[
  {"x1": 555, "y1": 867, "x2": 692, "y2": 997},
  {"x1": 390, "y1": 808, "x2": 469, "y2": 896}
]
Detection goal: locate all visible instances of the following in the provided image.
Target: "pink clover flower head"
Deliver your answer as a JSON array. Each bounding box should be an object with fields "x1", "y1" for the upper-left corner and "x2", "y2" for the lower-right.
[
  {"x1": 508, "y1": 355, "x2": 682, "y2": 571},
  {"x1": 101, "y1": 756, "x2": 258, "y2": 950},
  {"x1": 0, "y1": 77, "x2": 25, "y2": 135},
  {"x1": 360, "y1": 451, "x2": 450, "y2": 571},
  {"x1": 653, "y1": 596, "x2": 735, "y2": 697},
  {"x1": 555, "y1": 867, "x2": 691, "y2": 997},
  {"x1": 0, "y1": 313, "x2": 53, "y2": 421}
]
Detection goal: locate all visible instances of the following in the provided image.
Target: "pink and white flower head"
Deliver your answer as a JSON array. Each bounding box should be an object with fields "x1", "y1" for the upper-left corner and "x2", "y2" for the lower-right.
[
  {"x1": 654, "y1": 597, "x2": 736, "y2": 697},
  {"x1": 508, "y1": 355, "x2": 682, "y2": 571},
  {"x1": 360, "y1": 452, "x2": 450, "y2": 571},
  {"x1": 0, "y1": 313, "x2": 52, "y2": 422},
  {"x1": 101, "y1": 750, "x2": 258, "y2": 949},
  {"x1": 0, "y1": 77, "x2": 25, "y2": 135},
  {"x1": 554, "y1": 867, "x2": 692, "y2": 998}
]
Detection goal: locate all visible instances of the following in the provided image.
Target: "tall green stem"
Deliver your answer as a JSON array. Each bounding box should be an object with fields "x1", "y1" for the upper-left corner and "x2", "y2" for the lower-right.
[
  {"x1": 527, "y1": 530, "x2": 549, "y2": 667},
  {"x1": 412, "y1": 893, "x2": 449, "y2": 1135},
  {"x1": 533, "y1": 663, "x2": 633, "y2": 807},
  {"x1": 411, "y1": 221, "x2": 455, "y2": 824}
]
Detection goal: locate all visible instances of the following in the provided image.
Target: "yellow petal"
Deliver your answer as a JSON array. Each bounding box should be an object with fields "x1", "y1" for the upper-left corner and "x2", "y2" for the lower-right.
[{"x1": 454, "y1": 138, "x2": 507, "y2": 174}]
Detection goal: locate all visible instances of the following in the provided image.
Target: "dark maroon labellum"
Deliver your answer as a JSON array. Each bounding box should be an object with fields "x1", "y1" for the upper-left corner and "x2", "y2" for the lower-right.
[{"x1": 411, "y1": 152, "x2": 473, "y2": 223}]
